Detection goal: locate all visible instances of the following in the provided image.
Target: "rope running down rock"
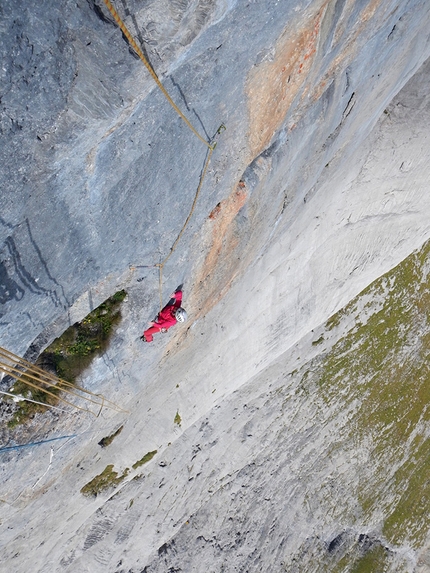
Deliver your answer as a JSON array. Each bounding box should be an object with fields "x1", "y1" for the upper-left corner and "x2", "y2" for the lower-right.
[
  {"x1": 102, "y1": 0, "x2": 214, "y2": 150},
  {"x1": 102, "y1": 0, "x2": 224, "y2": 310}
]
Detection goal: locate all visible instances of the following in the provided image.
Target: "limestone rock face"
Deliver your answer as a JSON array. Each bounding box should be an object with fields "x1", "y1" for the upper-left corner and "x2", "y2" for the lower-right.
[
  {"x1": 1, "y1": 0, "x2": 429, "y2": 355},
  {"x1": 1, "y1": 0, "x2": 430, "y2": 572}
]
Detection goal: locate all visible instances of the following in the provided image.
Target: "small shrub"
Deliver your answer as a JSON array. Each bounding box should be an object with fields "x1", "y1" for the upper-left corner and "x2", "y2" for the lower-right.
[
  {"x1": 174, "y1": 411, "x2": 182, "y2": 426},
  {"x1": 312, "y1": 335, "x2": 324, "y2": 346},
  {"x1": 42, "y1": 289, "x2": 127, "y2": 383},
  {"x1": 132, "y1": 450, "x2": 157, "y2": 470},
  {"x1": 98, "y1": 425, "x2": 123, "y2": 448},
  {"x1": 80, "y1": 464, "x2": 128, "y2": 497}
]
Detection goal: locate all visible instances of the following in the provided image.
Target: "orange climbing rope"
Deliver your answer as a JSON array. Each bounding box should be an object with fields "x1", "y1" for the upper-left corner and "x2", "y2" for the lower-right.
[
  {"x1": 102, "y1": 0, "x2": 213, "y2": 150},
  {"x1": 101, "y1": 1, "x2": 224, "y2": 311},
  {"x1": 155, "y1": 144, "x2": 215, "y2": 309}
]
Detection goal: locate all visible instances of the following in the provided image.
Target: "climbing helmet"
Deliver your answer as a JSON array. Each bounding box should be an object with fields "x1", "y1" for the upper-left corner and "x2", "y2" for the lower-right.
[{"x1": 175, "y1": 307, "x2": 188, "y2": 322}]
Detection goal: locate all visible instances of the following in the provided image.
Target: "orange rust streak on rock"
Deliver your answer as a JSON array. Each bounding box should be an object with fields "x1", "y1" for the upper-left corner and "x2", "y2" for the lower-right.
[
  {"x1": 246, "y1": 4, "x2": 326, "y2": 159},
  {"x1": 164, "y1": 182, "x2": 248, "y2": 354},
  {"x1": 192, "y1": 183, "x2": 247, "y2": 319},
  {"x1": 202, "y1": 186, "x2": 247, "y2": 287},
  {"x1": 209, "y1": 202, "x2": 222, "y2": 220}
]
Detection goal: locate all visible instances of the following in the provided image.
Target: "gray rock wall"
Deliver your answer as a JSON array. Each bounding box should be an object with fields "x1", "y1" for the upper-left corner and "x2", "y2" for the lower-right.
[
  {"x1": 1, "y1": 1, "x2": 430, "y2": 572},
  {"x1": 1, "y1": 0, "x2": 430, "y2": 356}
]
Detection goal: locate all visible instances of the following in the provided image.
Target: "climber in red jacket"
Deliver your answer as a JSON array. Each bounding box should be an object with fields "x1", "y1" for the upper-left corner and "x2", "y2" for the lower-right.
[{"x1": 141, "y1": 288, "x2": 187, "y2": 342}]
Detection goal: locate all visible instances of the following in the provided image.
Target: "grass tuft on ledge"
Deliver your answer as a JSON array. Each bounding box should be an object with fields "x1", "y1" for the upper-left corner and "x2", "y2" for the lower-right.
[
  {"x1": 80, "y1": 464, "x2": 129, "y2": 497},
  {"x1": 98, "y1": 425, "x2": 124, "y2": 448},
  {"x1": 132, "y1": 450, "x2": 158, "y2": 470},
  {"x1": 6, "y1": 290, "x2": 127, "y2": 428}
]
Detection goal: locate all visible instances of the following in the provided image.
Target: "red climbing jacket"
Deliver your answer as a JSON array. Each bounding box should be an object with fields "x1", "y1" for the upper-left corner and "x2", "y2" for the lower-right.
[
  {"x1": 143, "y1": 291, "x2": 182, "y2": 342},
  {"x1": 154, "y1": 291, "x2": 182, "y2": 329}
]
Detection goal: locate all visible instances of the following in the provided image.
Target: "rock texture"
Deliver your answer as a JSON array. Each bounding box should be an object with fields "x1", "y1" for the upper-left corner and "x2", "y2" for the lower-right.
[
  {"x1": 1, "y1": 0, "x2": 430, "y2": 571},
  {"x1": 1, "y1": 0, "x2": 429, "y2": 355}
]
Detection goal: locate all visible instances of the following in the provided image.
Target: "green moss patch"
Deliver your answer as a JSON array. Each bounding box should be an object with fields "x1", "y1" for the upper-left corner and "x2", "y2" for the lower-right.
[
  {"x1": 43, "y1": 289, "x2": 127, "y2": 383},
  {"x1": 330, "y1": 543, "x2": 389, "y2": 573},
  {"x1": 383, "y1": 436, "x2": 430, "y2": 545},
  {"x1": 80, "y1": 464, "x2": 129, "y2": 497},
  {"x1": 132, "y1": 450, "x2": 157, "y2": 470},
  {"x1": 98, "y1": 425, "x2": 124, "y2": 448},
  {"x1": 315, "y1": 240, "x2": 430, "y2": 549},
  {"x1": 349, "y1": 544, "x2": 389, "y2": 573},
  {"x1": 5, "y1": 290, "x2": 127, "y2": 428},
  {"x1": 312, "y1": 334, "x2": 325, "y2": 346}
]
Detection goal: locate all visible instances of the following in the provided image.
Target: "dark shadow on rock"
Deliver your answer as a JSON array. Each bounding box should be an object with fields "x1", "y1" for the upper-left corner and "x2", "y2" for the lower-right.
[
  {"x1": 0, "y1": 260, "x2": 25, "y2": 304},
  {"x1": 88, "y1": 0, "x2": 116, "y2": 25},
  {"x1": 327, "y1": 531, "x2": 347, "y2": 553},
  {"x1": 170, "y1": 75, "x2": 211, "y2": 141}
]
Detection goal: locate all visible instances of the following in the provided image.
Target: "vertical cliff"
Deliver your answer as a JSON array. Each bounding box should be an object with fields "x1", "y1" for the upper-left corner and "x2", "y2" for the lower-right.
[
  {"x1": 1, "y1": 0, "x2": 430, "y2": 571},
  {"x1": 1, "y1": 0, "x2": 429, "y2": 354}
]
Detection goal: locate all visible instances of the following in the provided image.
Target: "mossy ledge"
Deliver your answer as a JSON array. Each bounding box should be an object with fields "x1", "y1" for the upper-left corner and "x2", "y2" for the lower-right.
[
  {"x1": 42, "y1": 289, "x2": 127, "y2": 383},
  {"x1": 132, "y1": 450, "x2": 158, "y2": 470},
  {"x1": 316, "y1": 239, "x2": 430, "y2": 550},
  {"x1": 6, "y1": 290, "x2": 127, "y2": 428},
  {"x1": 81, "y1": 464, "x2": 129, "y2": 497},
  {"x1": 98, "y1": 425, "x2": 124, "y2": 448}
]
